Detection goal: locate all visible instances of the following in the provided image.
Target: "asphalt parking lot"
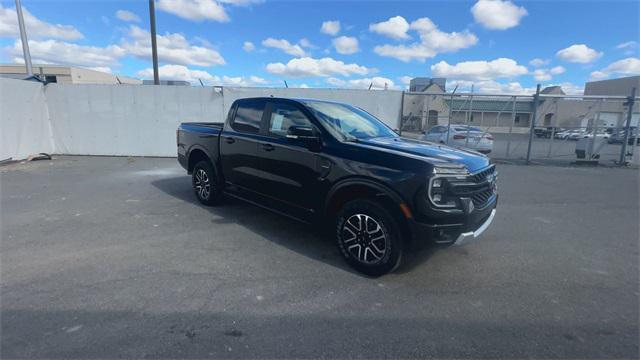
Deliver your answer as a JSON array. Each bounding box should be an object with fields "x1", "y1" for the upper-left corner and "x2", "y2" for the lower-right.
[{"x1": 1, "y1": 156, "x2": 638, "y2": 358}]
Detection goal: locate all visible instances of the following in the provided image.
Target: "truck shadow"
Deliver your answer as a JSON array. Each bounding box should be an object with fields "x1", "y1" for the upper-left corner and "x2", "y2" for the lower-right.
[{"x1": 151, "y1": 176, "x2": 437, "y2": 277}]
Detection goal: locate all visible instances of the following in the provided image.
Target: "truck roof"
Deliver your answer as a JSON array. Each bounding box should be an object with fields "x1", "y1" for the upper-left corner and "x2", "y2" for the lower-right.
[{"x1": 234, "y1": 97, "x2": 349, "y2": 106}]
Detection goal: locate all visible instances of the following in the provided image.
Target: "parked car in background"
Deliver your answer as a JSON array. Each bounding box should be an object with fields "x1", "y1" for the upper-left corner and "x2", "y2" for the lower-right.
[
  {"x1": 177, "y1": 98, "x2": 498, "y2": 276},
  {"x1": 567, "y1": 129, "x2": 588, "y2": 140},
  {"x1": 554, "y1": 129, "x2": 573, "y2": 139},
  {"x1": 608, "y1": 128, "x2": 639, "y2": 145},
  {"x1": 534, "y1": 127, "x2": 564, "y2": 138},
  {"x1": 422, "y1": 125, "x2": 494, "y2": 154}
]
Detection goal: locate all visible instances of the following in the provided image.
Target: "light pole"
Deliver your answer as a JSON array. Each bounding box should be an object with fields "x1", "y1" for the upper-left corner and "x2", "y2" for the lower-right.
[
  {"x1": 15, "y1": 0, "x2": 33, "y2": 77},
  {"x1": 149, "y1": 0, "x2": 160, "y2": 85}
]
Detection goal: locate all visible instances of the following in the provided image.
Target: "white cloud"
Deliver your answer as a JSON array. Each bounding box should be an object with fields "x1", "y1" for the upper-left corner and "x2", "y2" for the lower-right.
[
  {"x1": 617, "y1": 41, "x2": 638, "y2": 56},
  {"x1": 8, "y1": 39, "x2": 125, "y2": 68},
  {"x1": 449, "y1": 79, "x2": 583, "y2": 95},
  {"x1": 219, "y1": 75, "x2": 269, "y2": 86},
  {"x1": 399, "y1": 76, "x2": 412, "y2": 85},
  {"x1": 617, "y1": 41, "x2": 637, "y2": 50},
  {"x1": 348, "y1": 77, "x2": 395, "y2": 90},
  {"x1": 448, "y1": 79, "x2": 536, "y2": 94},
  {"x1": 326, "y1": 77, "x2": 346, "y2": 86},
  {"x1": 122, "y1": 25, "x2": 225, "y2": 67},
  {"x1": 320, "y1": 20, "x2": 340, "y2": 36},
  {"x1": 242, "y1": 41, "x2": 255, "y2": 52},
  {"x1": 266, "y1": 57, "x2": 369, "y2": 77},
  {"x1": 136, "y1": 64, "x2": 269, "y2": 86},
  {"x1": 373, "y1": 17, "x2": 477, "y2": 62},
  {"x1": 0, "y1": 4, "x2": 82, "y2": 40},
  {"x1": 299, "y1": 38, "x2": 314, "y2": 48},
  {"x1": 218, "y1": 0, "x2": 264, "y2": 5},
  {"x1": 430, "y1": 58, "x2": 528, "y2": 81},
  {"x1": 529, "y1": 58, "x2": 550, "y2": 67},
  {"x1": 533, "y1": 66, "x2": 565, "y2": 81},
  {"x1": 88, "y1": 66, "x2": 113, "y2": 74},
  {"x1": 156, "y1": 0, "x2": 229, "y2": 22},
  {"x1": 369, "y1": 16, "x2": 411, "y2": 40},
  {"x1": 137, "y1": 64, "x2": 215, "y2": 83},
  {"x1": 556, "y1": 44, "x2": 602, "y2": 63},
  {"x1": 326, "y1": 76, "x2": 396, "y2": 90},
  {"x1": 332, "y1": 36, "x2": 359, "y2": 55},
  {"x1": 115, "y1": 10, "x2": 141, "y2": 22},
  {"x1": 471, "y1": 0, "x2": 527, "y2": 30},
  {"x1": 262, "y1": 38, "x2": 306, "y2": 57},
  {"x1": 590, "y1": 57, "x2": 640, "y2": 80}
]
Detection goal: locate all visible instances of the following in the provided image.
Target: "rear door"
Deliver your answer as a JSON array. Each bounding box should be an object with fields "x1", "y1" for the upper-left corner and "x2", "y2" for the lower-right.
[
  {"x1": 220, "y1": 99, "x2": 267, "y2": 192},
  {"x1": 255, "y1": 100, "x2": 323, "y2": 217}
]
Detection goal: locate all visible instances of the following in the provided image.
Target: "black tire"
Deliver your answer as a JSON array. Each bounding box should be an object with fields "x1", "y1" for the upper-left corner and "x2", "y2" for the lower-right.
[
  {"x1": 192, "y1": 160, "x2": 222, "y2": 206},
  {"x1": 335, "y1": 199, "x2": 404, "y2": 276}
]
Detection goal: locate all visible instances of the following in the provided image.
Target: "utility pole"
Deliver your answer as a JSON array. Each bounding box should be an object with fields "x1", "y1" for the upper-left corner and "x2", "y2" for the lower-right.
[
  {"x1": 15, "y1": 0, "x2": 33, "y2": 77},
  {"x1": 148, "y1": 0, "x2": 160, "y2": 85},
  {"x1": 619, "y1": 87, "x2": 636, "y2": 165},
  {"x1": 525, "y1": 84, "x2": 541, "y2": 164}
]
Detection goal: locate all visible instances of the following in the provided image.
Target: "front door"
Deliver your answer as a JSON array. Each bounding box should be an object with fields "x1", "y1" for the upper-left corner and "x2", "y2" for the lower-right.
[{"x1": 256, "y1": 100, "x2": 322, "y2": 217}]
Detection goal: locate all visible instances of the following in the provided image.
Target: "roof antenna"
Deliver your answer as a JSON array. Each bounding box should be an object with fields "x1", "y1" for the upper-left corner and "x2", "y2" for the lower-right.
[
  {"x1": 198, "y1": 78, "x2": 205, "y2": 87},
  {"x1": 283, "y1": 80, "x2": 289, "y2": 88},
  {"x1": 368, "y1": 82, "x2": 373, "y2": 90},
  {"x1": 116, "y1": 76, "x2": 122, "y2": 85}
]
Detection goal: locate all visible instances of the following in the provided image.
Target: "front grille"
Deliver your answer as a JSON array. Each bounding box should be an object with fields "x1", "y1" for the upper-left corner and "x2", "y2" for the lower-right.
[
  {"x1": 469, "y1": 165, "x2": 496, "y2": 208},
  {"x1": 471, "y1": 188, "x2": 494, "y2": 207},
  {"x1": 470, "y1": 165, "x2": 496, "y2": 183}
]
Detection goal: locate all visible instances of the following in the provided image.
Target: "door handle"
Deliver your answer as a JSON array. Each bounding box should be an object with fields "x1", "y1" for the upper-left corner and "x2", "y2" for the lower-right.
[
  {"x1": 224, "y1": 137, "x2": 235, "y2": 144},
  {"x1": 262, "y1": 143, "x2": 275, "y2": 152}
]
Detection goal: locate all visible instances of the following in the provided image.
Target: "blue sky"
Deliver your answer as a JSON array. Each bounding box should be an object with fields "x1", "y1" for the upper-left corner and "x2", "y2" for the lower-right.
[{"x1": 1, "y1": 0, "x2": 638, "y2": 93}]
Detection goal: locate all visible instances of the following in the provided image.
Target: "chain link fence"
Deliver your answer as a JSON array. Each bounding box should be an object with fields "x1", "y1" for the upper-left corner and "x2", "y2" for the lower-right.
[{"x1": 399, "y1": 88, "x2": 639, "y2": 166}]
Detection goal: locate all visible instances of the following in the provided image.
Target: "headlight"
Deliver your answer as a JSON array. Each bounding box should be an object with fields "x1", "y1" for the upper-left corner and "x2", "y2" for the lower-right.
[{"x1": 432, "y1": 165, "x2": 469, "y2": 176}]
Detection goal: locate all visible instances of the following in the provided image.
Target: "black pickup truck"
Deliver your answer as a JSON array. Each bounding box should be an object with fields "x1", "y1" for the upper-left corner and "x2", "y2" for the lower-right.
[{"x1": 177, "y1": 97, "x2": 497, "y2": 275}]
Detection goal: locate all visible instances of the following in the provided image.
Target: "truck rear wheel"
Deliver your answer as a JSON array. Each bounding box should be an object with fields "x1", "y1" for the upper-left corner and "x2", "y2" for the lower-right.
[
  {"x1": 192, "y1": 160, "x2": 221, "y2": 206},
  {"x1": 335, "y1": 199, "x2": 403, "y2": 276}
]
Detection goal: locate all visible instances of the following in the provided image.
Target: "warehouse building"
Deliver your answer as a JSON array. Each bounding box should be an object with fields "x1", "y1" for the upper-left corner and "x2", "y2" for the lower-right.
[
  {"x1": 0, "y1": 64, "x2": 141, "y2": 85},
  {"x1": 403, "y1": 76, "x2": 639, "y2": 132}
]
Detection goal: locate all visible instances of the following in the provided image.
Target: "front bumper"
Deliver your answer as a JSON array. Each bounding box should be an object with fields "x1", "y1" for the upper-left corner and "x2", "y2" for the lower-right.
[
  {"x1": 453, "y1": 208, "x2": 496, "y2": 246},
  {"x1": 409, "y1": 195, "x2": 497, "y2": 246}
]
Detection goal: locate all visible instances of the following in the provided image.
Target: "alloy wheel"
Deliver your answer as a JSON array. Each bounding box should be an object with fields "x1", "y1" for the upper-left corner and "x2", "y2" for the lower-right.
[
  {"x1": 342, "y1": 214, "x2": 387, "y2": 264},
  {"x1": 194, "y1": 168, "x2": 211, "y2": 200}
]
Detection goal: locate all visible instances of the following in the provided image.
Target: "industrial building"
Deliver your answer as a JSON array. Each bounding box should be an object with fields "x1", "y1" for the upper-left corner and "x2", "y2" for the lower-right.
[
  {"x1": 403, "y1": 76, "x2": 639, "y2": 132},
  {"x1": 0, "y1": 64, "x2": 141, "y2": 85}
]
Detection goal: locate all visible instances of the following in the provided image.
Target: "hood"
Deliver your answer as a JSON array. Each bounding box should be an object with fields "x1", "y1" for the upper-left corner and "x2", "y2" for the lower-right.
[{"x1": 356, "y1": 136, "x2": 490, "y2": 173}]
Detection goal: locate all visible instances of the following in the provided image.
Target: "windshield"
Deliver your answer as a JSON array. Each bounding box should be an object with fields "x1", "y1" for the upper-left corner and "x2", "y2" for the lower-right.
[{"x1": 303, "y1": 101, "x2": 398, "y2": 141}]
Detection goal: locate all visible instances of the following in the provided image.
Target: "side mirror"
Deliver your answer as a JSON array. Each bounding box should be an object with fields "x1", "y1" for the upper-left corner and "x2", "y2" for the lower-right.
[{"x1": 286, "y1": 125, "x2": 321, "y2": 151}]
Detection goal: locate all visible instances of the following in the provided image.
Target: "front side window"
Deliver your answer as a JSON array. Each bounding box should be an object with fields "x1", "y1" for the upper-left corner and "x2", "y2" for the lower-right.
[
  {"x1": 232, "y1": 100, "x2": 265, "y2": 134},
  {"x1": 268, "y1": 102, "x2": 312, "y2": 137},
  {"x1": 303, "y1": 101, "x2": 397, "y2": 141}
]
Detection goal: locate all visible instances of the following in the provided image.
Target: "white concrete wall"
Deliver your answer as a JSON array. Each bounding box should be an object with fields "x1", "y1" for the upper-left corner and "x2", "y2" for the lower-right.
[
  {"x1": 0, "y1": 78, "x2": 53, "y2": 161},
  {"x1": 45, "y1": 84, "x2": 225, "y2": 156},
  {"x1": 1, "y1": 80, "x2": 403, "y2": 159}
]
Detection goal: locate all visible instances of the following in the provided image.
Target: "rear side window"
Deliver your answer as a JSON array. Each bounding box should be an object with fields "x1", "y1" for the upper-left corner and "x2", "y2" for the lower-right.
[
  {"x1": 232, "y1": 100, "x2": 265, "y2": 134},
  {"x1": 268, "y1": 102, "x2": 311, "y2": 137}
]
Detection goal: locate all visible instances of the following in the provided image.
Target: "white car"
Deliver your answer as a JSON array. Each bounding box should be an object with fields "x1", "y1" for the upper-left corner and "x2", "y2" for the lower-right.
[
  {"x1": 422, "y1": 125, "x2": 494, "y2": 154},
  {"x1": 567, "y1": 129, "x2": 588, "y2": 140}
]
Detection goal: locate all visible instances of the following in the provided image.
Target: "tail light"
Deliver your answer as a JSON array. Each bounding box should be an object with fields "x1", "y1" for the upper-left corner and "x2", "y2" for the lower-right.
[
  {"x1": 453, "y1": 134, "x2": 466, "y2": 140},
  {"x1": 176, "y1": 129, "x2": 179, "y2": 144}
]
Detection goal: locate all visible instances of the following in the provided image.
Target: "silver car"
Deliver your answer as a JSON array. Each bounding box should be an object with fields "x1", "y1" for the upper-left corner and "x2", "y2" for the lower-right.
[{"x1": 422, "y1": 125, "x2": 494, "y2": 154}]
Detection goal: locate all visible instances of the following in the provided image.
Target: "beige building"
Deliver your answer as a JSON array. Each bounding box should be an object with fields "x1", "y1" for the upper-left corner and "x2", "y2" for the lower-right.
[
  {"x1": 403, "y1": 76, "x2": 640, "y2": 132},
  {"x1": 0, "y1": 64, "x2": 141, "y2": 85}
]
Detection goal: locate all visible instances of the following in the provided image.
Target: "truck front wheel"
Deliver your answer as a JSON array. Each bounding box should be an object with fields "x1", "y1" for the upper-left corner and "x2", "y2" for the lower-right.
[
  {"x1": 192, "y1": 160, "x2": 222, "y2": 206},
  {"x1": 335, "y1": 199, "x2": 403, "y2": 276}
]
